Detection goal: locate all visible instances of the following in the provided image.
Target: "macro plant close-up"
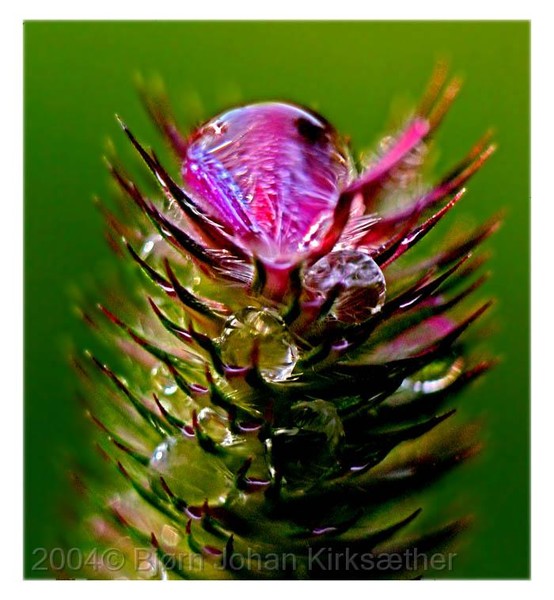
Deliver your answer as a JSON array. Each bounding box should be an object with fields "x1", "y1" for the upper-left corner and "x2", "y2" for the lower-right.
[{"x1": 24, "y1": 21, "x2": 530, "y2": 580}]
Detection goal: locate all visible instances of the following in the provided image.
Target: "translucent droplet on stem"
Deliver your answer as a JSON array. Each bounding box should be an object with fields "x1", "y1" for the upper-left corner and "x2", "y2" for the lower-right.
[
  {"x1": 150, "y1": 436, "x2": 232, "y2": 505},
  {"x1": 150, "y1": 363, "x2": 178, "y2": 396},
  {"x1": 290, "y1": 399, "x2": 344, "y2": 451},
  {"x1": 407, "y1": 356, "x2": 465, "y2": 394},
  {"x1": 197, "y1": 407, "x2": 232, "y2": 445},
  {"x1": 269, "y1": 400, "x2": 344, "y2": 487},
  {"x1": 140, "y1": 234, "x2": 163, "y2": 259},
  {"x1": 218, "y1": 307, "x2": 298, "y2": 381},
  {"x1": 303, "y1": 249, "x2": 386, "y2": 323}
]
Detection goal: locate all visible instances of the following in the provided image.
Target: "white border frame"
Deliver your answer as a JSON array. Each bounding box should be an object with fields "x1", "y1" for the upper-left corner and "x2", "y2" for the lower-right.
[{"x1": 4, "y1": 2, "x2": 551, "y2": 596}]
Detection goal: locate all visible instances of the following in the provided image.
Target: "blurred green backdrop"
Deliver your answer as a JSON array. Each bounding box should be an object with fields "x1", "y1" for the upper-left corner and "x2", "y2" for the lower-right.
[{"x1": 24, "y1": 21, "x2": 529, "y2": 579}]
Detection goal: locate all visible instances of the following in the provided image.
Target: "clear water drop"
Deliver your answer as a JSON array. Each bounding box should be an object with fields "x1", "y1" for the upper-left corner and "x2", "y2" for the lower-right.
[
  {"x1": 290, "y1": 399, "x2": 344, "y2": 451},
  {"x1": 150, "y1": 363, "x2": 178, "y2": 396},
  {"x1": 150, "y1": 436, "x2": 232, "y2": 505},
  {"x1": 161, "y1": 524, "x2": 181, "y2": 548},
  {"x1": 269, "y1": 400, "x2": 344, "y2": 487},
  {"x1": 407, "y1": 356, "x2": 465, "y2": 395},
  {"x1": 140, "y1": 233, "x2": 163, "y2": 259},
  {"x1": 303, "y1": 249, "x2": 386, "y2": 323},
  {"x1": 218, "y1": 307, "x2": 298, "y2": 381},
  {"x1": 197, "y1": 407, "x2": 231, "y2": 445}
]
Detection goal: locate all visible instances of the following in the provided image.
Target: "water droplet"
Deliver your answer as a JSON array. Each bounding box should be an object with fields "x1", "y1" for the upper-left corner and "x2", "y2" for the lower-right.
[
  {"x1": 290, "y1": 399, "x2": 344, "y2": 451},
  {"x1": 181, "y1": 102, "x2": 354, "y2": 263},
  {"x1": 269, "y1": 400, "x2": 344, "y2": 487},
  {"x1": 218, "y1": 308, "x2": 298, "y2": 381},
  {"x1": 408, "y1": 356, "x2": 465, "y2": 394},
  {"x1": 161, "y1": 524, "x2": 181, "y2": 548},
  {"x1": 197, "y1": 407, "x2": 232, "y2": 445},
  {"x1": 303, "y1": 249, "x2": 386, "y2": 323},
  {"x1": 140, "y1": 234, "x2": 163, "y2": 259},
  {"x1": 150, "y1": 363, "x2": 178, "y2": 396},
  {"x1": 150, "y1": 436, "x2": 233, "y2": 505}
]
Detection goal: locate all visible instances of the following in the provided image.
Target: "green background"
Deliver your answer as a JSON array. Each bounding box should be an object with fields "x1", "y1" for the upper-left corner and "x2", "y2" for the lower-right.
[{"x1": 24, "y1": 21, "x2": 530, "y2": 578}]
